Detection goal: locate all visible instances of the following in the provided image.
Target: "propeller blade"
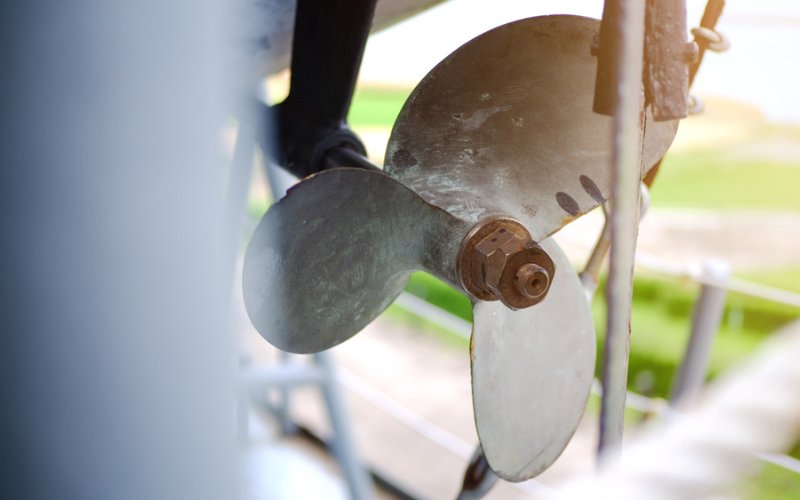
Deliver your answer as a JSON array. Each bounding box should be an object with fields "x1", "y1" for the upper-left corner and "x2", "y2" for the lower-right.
[
  {"x1": 244, "y1": 15, "x2": 678, "y2": 483},
  {"x1": 385, "y1": 14, "x2": 678, "y2": 241},
  {"x1": 471, "y1": 238, "x2": 595, "y2": 482},
  {"x1": 242, "y1": 168, "x2": 469, "y2": 353}
]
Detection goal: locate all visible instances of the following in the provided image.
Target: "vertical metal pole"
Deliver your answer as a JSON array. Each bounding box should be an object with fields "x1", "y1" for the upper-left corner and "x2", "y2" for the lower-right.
[
  {"x1": 597, "y1": 0, "x2": 648, "y2": 464},
  {"x1": 581, "y1": 185, "x2": 649, "y2": 302},
  {"x1": 274, "y1": 350, "x2": 297, "y2": 435},
  {"x1": 314, "y1": 353, "x2": 374, "y2": 500},
  {"x1": 671, "y1": 259, "x2": 731, "y2": 404}
]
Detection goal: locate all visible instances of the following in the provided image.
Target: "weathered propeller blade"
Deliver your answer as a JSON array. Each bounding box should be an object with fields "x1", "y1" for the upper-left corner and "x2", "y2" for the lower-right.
[
  {"x1": 244, "y1": 13, "x2": 680, "y2": 484},
  {"x1": 242, "y1": 168, "x2": 470, "y2": 354},
  {"x1": 385, "y1": 14, "x2": 678, "y2": 241},
  {"x1": 471, "y1": 238, "x2": 595, "y2": 482}
]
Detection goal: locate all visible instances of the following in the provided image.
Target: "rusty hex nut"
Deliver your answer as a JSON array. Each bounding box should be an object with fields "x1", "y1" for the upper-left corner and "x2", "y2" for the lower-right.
[
  {"x1": 457, "y1": 218, "x2": 555, "y2": 310},
  {"x1": 515, "y1": 263, "x2": 550, "y2": 300},
  {"x1": 491, "y1": 242, "x2": 555, "y2": 309},
  {"x1": 474, "y1": 228, "x2": 525, "y2": 296}
]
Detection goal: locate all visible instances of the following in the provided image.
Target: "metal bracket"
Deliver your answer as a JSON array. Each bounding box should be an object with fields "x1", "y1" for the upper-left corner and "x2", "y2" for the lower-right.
[{"x1": 268, "y1": 0, "x2": 377, "y2": 178}]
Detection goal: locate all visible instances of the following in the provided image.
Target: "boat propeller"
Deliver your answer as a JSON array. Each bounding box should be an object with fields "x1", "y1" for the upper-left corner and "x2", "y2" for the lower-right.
[{"x1": 243, "y1": 15, "x2": 678, "y2": 482}]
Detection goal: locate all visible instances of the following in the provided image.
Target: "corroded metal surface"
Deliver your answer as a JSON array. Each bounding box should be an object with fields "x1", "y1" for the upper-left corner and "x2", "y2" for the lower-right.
[
  {"x1": 457, "y1": 217, "x2": 554, "y2": 309},
  {"x1": 644, "y1": 0, "x2": 690, "y2": 121},
  {"x1": 242, "y1": 168, "x2": 469, "y2": 353},
  {"x1": 471, "y1": 238, "x2": 595, "y2": 482},
  {"x1": 385, "y1": 15, "x2": 679, "y2": 242}
]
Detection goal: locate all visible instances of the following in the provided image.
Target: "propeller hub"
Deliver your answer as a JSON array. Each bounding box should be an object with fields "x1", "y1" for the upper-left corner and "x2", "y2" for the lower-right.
[{"x1": 457, "y1": 218, "x2": 555, "y2": 310}]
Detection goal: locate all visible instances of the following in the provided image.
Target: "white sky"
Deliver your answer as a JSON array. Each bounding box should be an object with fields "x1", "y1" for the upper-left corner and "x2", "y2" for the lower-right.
[{"x1": 359, "y1": 0, "x2": 800, "y2": 123}]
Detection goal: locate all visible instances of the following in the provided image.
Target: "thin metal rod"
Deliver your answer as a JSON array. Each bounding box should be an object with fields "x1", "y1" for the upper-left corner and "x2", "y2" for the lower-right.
[
  {"x1": 580, "y1": 204, "x2": 612, "y2": 300},
  {"x1": 597, "y1": 0, "x2": 648, "y2": 464},
  {"x1": 275, "y1": 350, "x2": 297, "y2": 434},
  {"x1": 580, "y1": 185, "x2": 650, "y2": 300},
  {"x1": 315, "y1": 353, "x2": 375, "y2": 500}
]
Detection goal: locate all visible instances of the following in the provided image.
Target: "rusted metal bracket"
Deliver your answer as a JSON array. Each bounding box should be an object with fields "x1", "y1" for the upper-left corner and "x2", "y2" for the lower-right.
[
  {"x1": 643, "y1": 0, "x2": 727, "y2": 186},
  {"x1": 595, "y1": 0, "x2": 691, "y2": 121},
  {"x1": 270, "y1": 0, "x2": 378, "y2": 178},
  {"x1": 593, "y1": 0, "x2": 624, "y2": 116},
  {"x1": 644, "y1": 0, "x2": 692, "y2": 121}
]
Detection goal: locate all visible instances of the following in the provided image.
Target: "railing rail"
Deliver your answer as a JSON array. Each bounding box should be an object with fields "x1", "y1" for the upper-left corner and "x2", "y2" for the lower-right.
[{"x1": 636, "y1": 250, "x2": 800, "y2": 309}]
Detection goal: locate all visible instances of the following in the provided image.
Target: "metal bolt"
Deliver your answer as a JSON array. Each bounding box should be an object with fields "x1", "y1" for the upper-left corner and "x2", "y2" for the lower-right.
[
  {"x1": 457, "y1": 217, "x2": 555, "y2": 310},
  {"x1": 515, "y1": 263, "x2": 550, "y2": 300}
]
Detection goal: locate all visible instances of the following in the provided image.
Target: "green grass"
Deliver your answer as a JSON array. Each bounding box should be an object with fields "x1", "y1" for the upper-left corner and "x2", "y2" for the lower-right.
[
  {"x1": 651, "y1": 152, "x2": 800, "y2": 211},
  {"x1": 742, "y1": 463, "x2": 800, "y2": 500},
  {"x1": 593, "y1": 270, "x2": 798, "y2": 399},
  {"x1": 404, "y1": 272, "x2": 472, "y2": 322},
  {"x1": 740, "y1": 265, "x2": 800, "y2": 294},
  {"x1": 348, "y1": 87, "x2": 411, "y2": 128}
]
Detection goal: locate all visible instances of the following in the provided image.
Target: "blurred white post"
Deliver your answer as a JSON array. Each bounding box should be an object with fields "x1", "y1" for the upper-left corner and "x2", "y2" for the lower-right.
[{"x1": 0, "y1": 1, "x2": 235, "y2": 499}]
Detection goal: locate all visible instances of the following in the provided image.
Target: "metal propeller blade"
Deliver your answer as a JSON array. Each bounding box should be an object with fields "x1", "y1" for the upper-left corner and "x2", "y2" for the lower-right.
[
  {"x1": 470, "y1": 238, "x2": 595, "y2": 482},
  {"x1": 242, "y1": 168, "x2": 470, "y2": 354},
  {"x1": 244, "y1": 13, "x2": 681, "y2": 484},
  {"x1": 385, "y1": 14, "x2": 678, "y2": 241}
]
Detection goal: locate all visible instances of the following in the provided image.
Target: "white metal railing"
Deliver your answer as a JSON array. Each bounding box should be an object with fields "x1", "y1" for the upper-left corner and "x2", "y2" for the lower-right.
[{"x1": 635, "y1": 250, "x2": 800, "y2": 309}]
